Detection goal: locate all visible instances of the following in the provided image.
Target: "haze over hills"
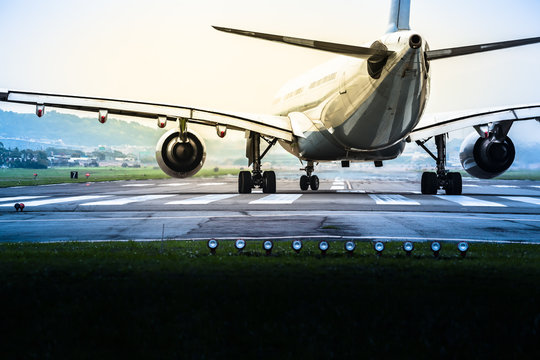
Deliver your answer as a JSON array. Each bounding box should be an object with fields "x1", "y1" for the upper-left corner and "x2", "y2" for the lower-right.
[{"x1": 0, "y1": 109, "x2": 538, "y2": 171}]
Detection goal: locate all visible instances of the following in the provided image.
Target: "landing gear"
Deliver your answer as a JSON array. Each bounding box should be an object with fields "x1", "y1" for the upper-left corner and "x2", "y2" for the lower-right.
[
  {"x1": 299, "y1": 161, "x2": 319, "y2": 191},
  {"x1": 239, "y1": 132, "x2": 277, "y2": 194},
  {"x1": 416, "y1": 134, "x2": 462, "y2": 195}
]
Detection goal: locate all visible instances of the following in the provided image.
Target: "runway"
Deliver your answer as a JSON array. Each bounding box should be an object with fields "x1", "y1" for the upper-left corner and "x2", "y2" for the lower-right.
[{"x1": 0, "y1": 176, "x2": 539, "y2": 243}]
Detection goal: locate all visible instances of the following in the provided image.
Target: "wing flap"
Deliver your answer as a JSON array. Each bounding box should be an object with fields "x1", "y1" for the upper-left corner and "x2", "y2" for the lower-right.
[
  {"x1": 213, "y1": 26, "x2": 394, "y2": 59},
  {"x1": 410, "y1": 104, "x2": 540, "y2": 141},
  {"x1": 1, "y1": 90, "x2": 294, "y2": 141}
]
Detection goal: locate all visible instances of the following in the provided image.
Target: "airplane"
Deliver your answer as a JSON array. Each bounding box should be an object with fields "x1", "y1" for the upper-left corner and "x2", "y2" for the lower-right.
[{"x1": 1, "y1": 0, "x2": 539, "y2": 195}]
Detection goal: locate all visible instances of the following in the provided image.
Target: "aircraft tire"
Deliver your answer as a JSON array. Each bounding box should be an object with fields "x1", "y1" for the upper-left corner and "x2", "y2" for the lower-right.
[
  {"x1": 262, "y1": 171, "x2": 276, "y2": 193},
  {"x1": 421, "y1": 172, "x2": 438, "y2": 194},
  {"x1": 445, "y1": 172, "x2": 462, "y2": 195},
  {"x1": 309, "y1": 175, "x2": 319, "y2": 191},
  {"x1": 300, "y1": 175, "x2": 310, "y2": 191},
  {"x1": 238, "y1": 171, "x2": 252, "y2": 194}
]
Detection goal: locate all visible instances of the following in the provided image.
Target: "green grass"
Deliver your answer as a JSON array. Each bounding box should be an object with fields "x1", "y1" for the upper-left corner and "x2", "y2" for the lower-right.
[
  {"x1": 0, "y1": 166, "x2": 240, "y2": 187},
  {"x1": 1, "y1": 240, "x2": 539, "y2": 359}
]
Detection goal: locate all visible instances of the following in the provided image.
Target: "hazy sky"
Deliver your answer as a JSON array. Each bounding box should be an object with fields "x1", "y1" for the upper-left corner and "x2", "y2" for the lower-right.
[{"x1": 0, "y1": 0, "x2": 539, "y2": 141}]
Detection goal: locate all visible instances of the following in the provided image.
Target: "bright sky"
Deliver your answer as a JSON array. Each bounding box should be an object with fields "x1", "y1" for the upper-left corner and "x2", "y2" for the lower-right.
[{"x1": 0, "y1": 0, "x2": 539, "y2": 142}]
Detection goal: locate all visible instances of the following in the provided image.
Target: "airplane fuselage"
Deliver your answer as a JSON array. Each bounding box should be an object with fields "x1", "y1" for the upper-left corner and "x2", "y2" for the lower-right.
[{"x1": 274, "y1": 31, "x2": 430, "y2": 162}]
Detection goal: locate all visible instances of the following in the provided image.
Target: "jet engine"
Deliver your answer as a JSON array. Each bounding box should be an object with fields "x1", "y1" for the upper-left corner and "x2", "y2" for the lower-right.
[
  {"x1": 459, "y1": 132, "x2": 515, "y2": 179},
  {"x1": 155, "y1": 129, "x2": 206, "y2": 178}
]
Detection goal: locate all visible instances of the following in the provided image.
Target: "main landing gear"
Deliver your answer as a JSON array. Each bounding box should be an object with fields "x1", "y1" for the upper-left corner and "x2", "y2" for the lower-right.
[
  {"x1": 299, "y1": 160, "x2": 319, "y2": 191},
  {"x1": 416, "y1": 134, "x2": 462, "y2": 195},
  {"x1": 238, "y1": 132, "x2": 277, "y2": 194}
]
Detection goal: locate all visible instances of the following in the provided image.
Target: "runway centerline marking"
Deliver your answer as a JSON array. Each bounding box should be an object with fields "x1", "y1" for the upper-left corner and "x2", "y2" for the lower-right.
[
  {"x1": 500, "y1": 196, "x2": 540, "y2": 206},
  {"x1": 369, "y1": 194, "x2": 420, "y2": 205},
  {"x1": 81, "y1": 195, "x2": 175, "y2": 206},
  {"x1": 249, "y1": 194, "x2": 302, "y2": 204},
  {"x1": 0, "y1": 195, "x2": 109, "y2": 207},
  {"x1": 122, "y1": 184, "x2": 155, "y2": 187},
  {"x1": 0, "y1": 196, "x2": 48, "y2": 203},
  {"x1": 435, "y1": 195, "x2": 506, "y2": 207},
  {"x1": 166, "y1": 194, "x2": 237, "y2": 205}
]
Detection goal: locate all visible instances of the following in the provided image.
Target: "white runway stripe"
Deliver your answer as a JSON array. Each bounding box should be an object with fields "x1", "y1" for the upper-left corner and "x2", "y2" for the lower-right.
[
  {"x1": 0, "y1": 195, "x2": 109, "y2": 207},
  {"x1": 199, "y1": 183, "x2": 226, "y2": 186},
  {"x1": 493, "y1": 185, "x2": 518, "y2": 188},
  {"x1": 0, "y1": 196, "x2": 47, "y2": 203},
  {"x1": 158, "y1": 183, "x2": 189, "y2": 187},
  {"x1": 463, "y1": 184, "x2": 479, "y2": 187},
  {"x1": 435, "y1": 195, "x2": 506, "y2": 207},
  {"x1": 250, "y1": 194, "x2": 302, "y2": 204},
  {"x1": 331, "y1": 186, "x2": 345, "y2": 190},
  {"x1": 369, "y1": 194, "x2": 420, "y2": 205},
  {"x1": 122, "y1": 184, "x2": 155, "y2": 187},
  {"x1": 81, "y1": 195, "x2": 175, "y2": 206},
  {"x1": 166, "y1": 194, "x2": 237, "y2": 205},
  {"x1": 500, "y1": 196, "x2": 540, "y2": 206},
  {"x1": 532, "y1": 186, "x2": 540, "y2": 189}
]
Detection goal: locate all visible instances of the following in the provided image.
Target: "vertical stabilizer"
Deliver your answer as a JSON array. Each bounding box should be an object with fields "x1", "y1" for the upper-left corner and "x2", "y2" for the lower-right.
[{"x1": 387, "y1": 0, "x2": 411, "y2": 33}]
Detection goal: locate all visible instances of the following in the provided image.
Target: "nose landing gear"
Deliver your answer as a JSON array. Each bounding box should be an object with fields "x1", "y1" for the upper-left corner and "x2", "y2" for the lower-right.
[{"x1": 300, "y1": 161, "x2": 319, "y2": 191}]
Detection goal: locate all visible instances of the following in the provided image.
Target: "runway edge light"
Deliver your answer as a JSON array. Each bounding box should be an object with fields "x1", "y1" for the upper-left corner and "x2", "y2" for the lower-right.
[
  {"x1": 403, "y1": 241, "x2": 414, "y2": 256},
  {"x1": 318, "y1": 240, "x2": 329, "y2": 256},
  {"x1": 235, "y1": 239, "x2": 246, "y2": 252},
  {"x1": 457, "y1": 242, "x2": 469, "y2": 257},
  {"x1": 291, "y1": 240, "x2": 303, "y2": 254},
  {"x1": 431, "y1": 241, "x2": 441, "y2": 258},
  {"x1": 207, "y1": 239, "x2": 219, "y2": 255},
  {"x1": 263, "y1": 240, "x2": 273, "y2": 256},
  {"x1": 374, "y1": 241, "x2": 385, "y2": 256},
  {"x1": 344, "y1": 241, "x2": 356, "y2": 255}
]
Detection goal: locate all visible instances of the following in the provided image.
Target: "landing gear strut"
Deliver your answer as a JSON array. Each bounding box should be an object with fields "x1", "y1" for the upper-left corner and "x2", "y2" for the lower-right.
[
  {"x1": 238, "y1": 132, "x2": 277, "y2": 194},
  {"x1": 416, "y1": 134, "x2": 462, "y2": 195},
  {"x1": 299, "y1": 160, "x2": 319, "y2": 191}
]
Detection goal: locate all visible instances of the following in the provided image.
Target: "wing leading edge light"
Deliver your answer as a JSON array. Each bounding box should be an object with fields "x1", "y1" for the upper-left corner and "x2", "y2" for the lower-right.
[{"x1": 1, "y1": 0, "x2": 539, "y2": 195}]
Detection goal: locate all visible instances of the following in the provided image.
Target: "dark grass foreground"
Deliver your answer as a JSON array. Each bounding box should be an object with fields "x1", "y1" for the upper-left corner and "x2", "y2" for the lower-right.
[{"x1": 1, "y1": 241, "x2": 539, "y2": 359}]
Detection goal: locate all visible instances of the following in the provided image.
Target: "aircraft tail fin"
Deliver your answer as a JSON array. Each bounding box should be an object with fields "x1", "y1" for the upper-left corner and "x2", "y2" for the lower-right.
[{"x1": 387, "y1": 0, "x2": 411, "y2": 33}]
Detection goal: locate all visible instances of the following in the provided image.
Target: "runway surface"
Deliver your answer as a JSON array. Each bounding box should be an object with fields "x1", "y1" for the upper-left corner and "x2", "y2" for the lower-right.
[{"x1": 1, "y1": 176, "x2": 539, "y2": 243}]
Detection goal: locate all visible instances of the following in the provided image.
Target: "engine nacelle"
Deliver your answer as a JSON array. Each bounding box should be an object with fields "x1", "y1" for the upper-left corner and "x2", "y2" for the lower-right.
[
  {"x1": 459, "y1": 132, "x2": 515, "y2": 179},
  {"x1": 155, "y1": 129, "x2": 206, "y2": 178}
]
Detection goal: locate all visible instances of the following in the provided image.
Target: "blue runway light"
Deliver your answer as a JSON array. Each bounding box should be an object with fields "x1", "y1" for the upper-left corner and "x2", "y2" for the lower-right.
[
  {"x1": 263, "y1": 240, "x2": 274, "y2": 255},
  {"x1": 291, "y1": 240, "x2": 303, "y2": 253},
  {"x1": 431, "y1": 241, "x2": 441, "y2": 257},
  {"x1": 344, "y1": 241, "x2": 356, "y2": 254},
  {"x1": 318, "y1": 240, "x2": 329, "y2": 255},
  {"x1": 374, "y1": 241, "x2": 385, "y2": 255},
  {"x1": 207, "y1": 239, "x2": 218, "y2": 254},
  {"x1": 403, "y1": 241, "x2": 414, "y2": 256},
  {"x1": 235, "y1": 239, "x2": 246, "y2": 251},
  {"x1": 457, "y1": 242, "x2": 469, "y2": 257}
]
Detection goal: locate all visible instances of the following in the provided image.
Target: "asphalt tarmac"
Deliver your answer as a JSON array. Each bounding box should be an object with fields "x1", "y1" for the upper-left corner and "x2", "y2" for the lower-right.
[{"x1": 1, "y1": 176, "x2": 539, "y2": 243}]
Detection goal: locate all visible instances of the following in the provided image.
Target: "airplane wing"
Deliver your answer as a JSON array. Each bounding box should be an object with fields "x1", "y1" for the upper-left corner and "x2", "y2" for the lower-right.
[
  {"x1": 409, "y1": 104, "x2": 540, "y2": 141},
  {"x1": 0, "y1": 90, "x2": 295, "y2": 141}
]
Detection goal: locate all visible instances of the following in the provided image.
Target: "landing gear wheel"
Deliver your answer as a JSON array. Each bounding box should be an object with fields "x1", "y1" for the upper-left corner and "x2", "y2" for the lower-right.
[
  {"x1": 300, "y1": 175, "x2": 309, "y2": 191},
  {"x1": 238, "y1": 171, "x2": 252, "y2": 194},
  {"x1": 309, "y1": 175, "x2": 319, "y2": 191},
  {"x1": 445, "y1": 172, "x2": 462, "y2": 195},
  {"x1": 421, "y1": 172, "x2": 438, "y2": 195},
  {"x1": 262, "y1": 171, "x2": 276, "y2": 193}
]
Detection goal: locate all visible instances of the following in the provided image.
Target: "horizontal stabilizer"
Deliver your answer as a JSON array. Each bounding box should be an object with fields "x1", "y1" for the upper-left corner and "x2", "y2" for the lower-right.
[
  {"x1": 213, "y1": 26, "x2": 394, "y2": 58},
  {"x1": 426, "y1": 36, "x2": 540, "y2": 60}
]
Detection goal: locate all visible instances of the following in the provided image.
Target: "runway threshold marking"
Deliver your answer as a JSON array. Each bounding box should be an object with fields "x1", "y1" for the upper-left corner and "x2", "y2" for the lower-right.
[
  {"x1": 500, "y1": 196, "x2": 540, "y2": 206},
  {"x1": 435, "y1": 195, "x2": 506, "y2": 207},
  {"x1": 0, "y1": 196, "x2": 48, "y2": 203},
  {"x1": 0, "y1": 195, "x2": 109, "y2": 207},
  {"x1": 166, "y1": 194, "x2": 238, "y2": 205},
  {"x1": 81, "y1": 195, "x2": 175, "y2": 206},
  {"x1": 368, "y1": 194, "x2": 420, "y2": 205},
  {"x1": 249, "y1": 194, "x2": 302, "y2": 204}
]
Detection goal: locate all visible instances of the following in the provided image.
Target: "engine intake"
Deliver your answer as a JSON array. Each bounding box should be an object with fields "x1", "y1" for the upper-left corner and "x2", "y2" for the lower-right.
[
  {"x1": 459, "y1": 132, "x2": 515, "y2": 179},
  {"x1": 156, "y1": 129, "x2": 206, "y2": 178}
]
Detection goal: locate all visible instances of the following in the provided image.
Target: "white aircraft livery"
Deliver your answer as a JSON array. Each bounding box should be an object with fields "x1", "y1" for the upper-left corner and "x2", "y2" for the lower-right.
[{"x1": 1, "y1": 0, "x2": 539, "y2": 195}]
